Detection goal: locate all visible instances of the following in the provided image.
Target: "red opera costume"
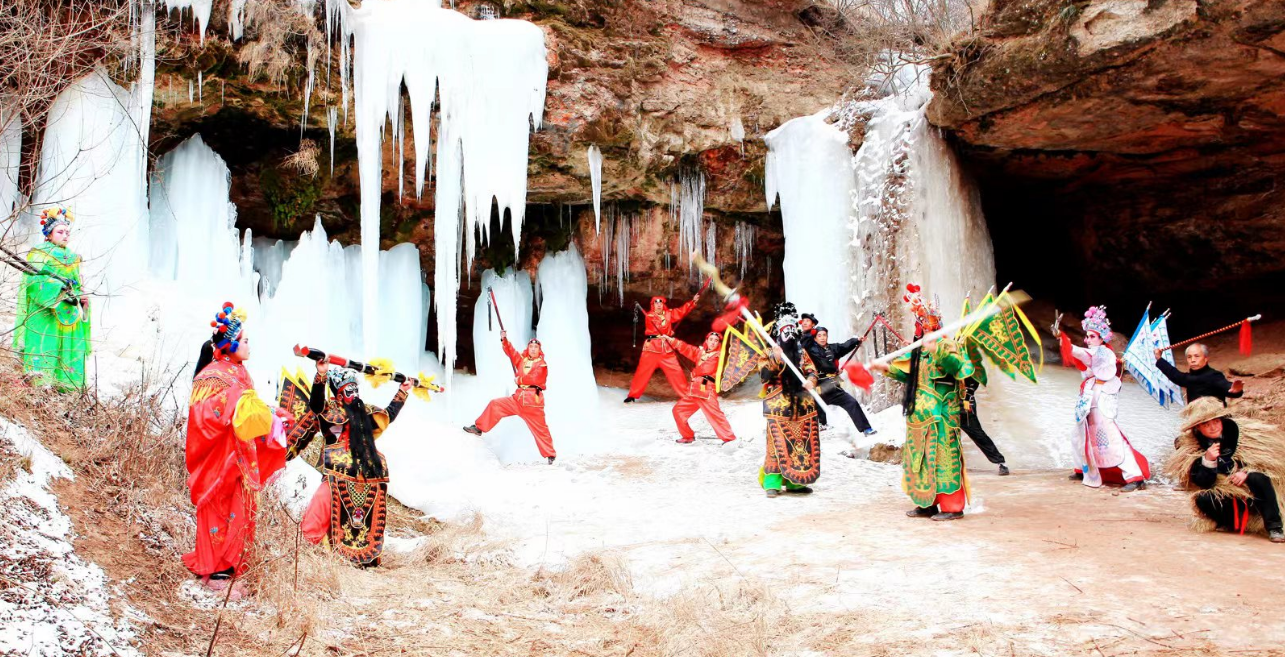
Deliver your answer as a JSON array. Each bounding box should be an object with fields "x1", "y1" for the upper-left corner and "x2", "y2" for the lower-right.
[
  {"x1": 182, "y1": 305, "x2": 286, "y2": 580},
  {"x1": 627, "y1": 296, "x2": 698, "y2": 399},
  {"x1": 670, "y1": 334, "x2": 737, "y2": 443},
  {"x1": 472, "y1": 337, "x2": 556, "y2": 459}
]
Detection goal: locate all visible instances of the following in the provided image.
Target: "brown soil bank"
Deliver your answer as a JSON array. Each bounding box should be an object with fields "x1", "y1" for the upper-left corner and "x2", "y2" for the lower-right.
[{"x1": 929, "y1": 0, "x2": 1285, "y2": 321}]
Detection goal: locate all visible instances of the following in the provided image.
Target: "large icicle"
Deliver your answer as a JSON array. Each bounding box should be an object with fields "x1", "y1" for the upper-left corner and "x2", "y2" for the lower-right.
[
  {"x1": 587, "y1": 144, "x2": 603, "y2": 231},
  {"x1": 764, "y1": 112, "x2": 855, "y2": 341},
  {"x1": 346, "y1": 0, "x2": 547, "y2": 383},
  {"x1": 674, "y1": 166, "x2": 706, "y2": 272}
]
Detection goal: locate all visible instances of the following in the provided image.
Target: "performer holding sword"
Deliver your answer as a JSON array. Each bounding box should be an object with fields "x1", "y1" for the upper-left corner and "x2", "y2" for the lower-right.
[
  {"x1": 463, "y1": 287, "x2": 557, "y2": 464},
  {"x1": 623, "y1": 279, "x2": 708, "y2": 402}
]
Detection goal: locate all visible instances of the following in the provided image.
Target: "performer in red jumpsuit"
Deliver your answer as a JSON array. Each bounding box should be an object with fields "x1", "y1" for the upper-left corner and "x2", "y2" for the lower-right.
[
  {"x1": 670, "y1": 332, "x2": 737, "y2": 444},
  {"x1": 625, "y1": 293, "x2": 700, "y2": 402},
  {"x1": 464, "y1": 332, "x2": 557, "y2": 464}
]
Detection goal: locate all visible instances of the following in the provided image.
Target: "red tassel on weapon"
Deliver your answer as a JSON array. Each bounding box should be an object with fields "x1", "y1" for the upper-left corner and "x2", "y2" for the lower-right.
[
  {"x1": 844, "y1": 360, "x2": 874, "y2": 392},
  {"x1": 1240, "y1": 319, "x2": 1252, "y2": 356},
  {"x1": 712, "y1": 297, "x2": 748, "y2": 333}
]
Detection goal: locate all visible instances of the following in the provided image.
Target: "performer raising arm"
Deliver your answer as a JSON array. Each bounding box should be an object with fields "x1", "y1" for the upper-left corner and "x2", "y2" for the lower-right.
[
  {"x1": 1059, "y1": 306, "x2": 1150, "y2": 491},
  {"x1": 288, "y1": 360, "x2": 411, "y2": 568},
  {"x1": 624, "y1": 292, "x2": 701, "y2": 402},
  {"x1": 464, "y1": 332, "x2": 557, "y2": 464},
  {"x1": 669, "y1": 332, "x2": 737, "y2": 444}
]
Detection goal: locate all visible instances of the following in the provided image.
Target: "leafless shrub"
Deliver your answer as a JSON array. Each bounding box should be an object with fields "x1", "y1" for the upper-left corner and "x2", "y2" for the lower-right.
[
  {"x1": 0, "y1": 0, "x2": 136, "y2": 139},
  {"x1": 809, "y1": 0, "x2": 983, "y2": 92},
  {"x1": 237, "y1": 0, "x2": 324, "y2": 88},
  {"x1": 283, "y1": 138, "x2": 320, "y2": 177}
]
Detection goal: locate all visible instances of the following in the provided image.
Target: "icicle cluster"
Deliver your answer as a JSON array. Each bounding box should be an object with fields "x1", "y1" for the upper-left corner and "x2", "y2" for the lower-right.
[
  {"x1": 312, "y1": 0, "x2": 547, "y2": 384},
  {"x1": 733, "y1": 221, "x2": 755, "y2": 278},
  {"x1": 671, "y1": 166, "x2": 706, "y2": 272},
  {"x1": 0, "y1": 106, "x2": 21, "y2": 219},
  {"x1": 597, "y1": 204, "x2": 632, "y2": 306}
]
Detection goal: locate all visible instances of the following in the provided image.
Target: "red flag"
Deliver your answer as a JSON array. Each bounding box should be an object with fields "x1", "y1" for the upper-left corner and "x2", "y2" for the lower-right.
[
  {"x1": 713, "y1": 297, "x2": 749, "y2": 333},
  {"x1": 1240, "y1": 320, "x2": 1252, "y2": 356}
]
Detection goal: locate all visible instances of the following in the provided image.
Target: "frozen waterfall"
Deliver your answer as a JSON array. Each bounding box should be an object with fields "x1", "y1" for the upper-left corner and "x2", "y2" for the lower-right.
[
  {"x1": 535, "y1": 246, "x2": 599, "y2": 456},
  {"x1": 764, "y1": 112, "x2": 856, "y2": 341}
]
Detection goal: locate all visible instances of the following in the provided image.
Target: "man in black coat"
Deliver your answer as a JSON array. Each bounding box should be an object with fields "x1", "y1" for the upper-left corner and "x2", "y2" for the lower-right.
[
  {"x1": 1154, "y1": 343, "x2": 1244, "y2": 406},
  {"x1": 800, "y1": 321, "x2": 875, "y2": 436}
]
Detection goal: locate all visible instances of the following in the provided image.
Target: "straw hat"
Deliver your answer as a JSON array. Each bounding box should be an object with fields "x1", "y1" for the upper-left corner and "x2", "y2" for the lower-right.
[{"x1": 1180, "y1": 396, "x2": 1234, "y2": 432}]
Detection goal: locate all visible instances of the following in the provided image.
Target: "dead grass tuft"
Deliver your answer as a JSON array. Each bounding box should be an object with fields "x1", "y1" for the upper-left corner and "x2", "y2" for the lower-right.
[
  {"x1": 237, "y1": 0, "x2": 324, "y2": 89},
  {"x1": 282, "y1": 138, "x2": 320, "y2": 178}
]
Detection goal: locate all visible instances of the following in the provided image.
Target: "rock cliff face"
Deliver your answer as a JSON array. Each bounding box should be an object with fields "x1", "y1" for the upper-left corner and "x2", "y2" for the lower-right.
[
  {"x1": 145, "y1": 0, "x2": 850, "y2": 379},
  {"x1": 927, "y1": 0, "x2": 1285, "y2": 319}
]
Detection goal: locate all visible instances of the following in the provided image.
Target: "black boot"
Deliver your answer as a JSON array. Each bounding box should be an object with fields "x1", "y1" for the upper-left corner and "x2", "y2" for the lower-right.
[
  {"x1": 998, "y1": 464, "x2": 1010, "y2": 476},
  {"x1": 931, "y1": 512, "x2": 964, "y2": 521},
  {"x1": 623, "y1": 396, "x2": 637, "y2": 403},
  {"x1": 1269, "y1": 528, "x2": 1284, "y2": 543},
  {"x1": 1121, "y1": 480, "x2": 1145, "y2": 493},
  {"x1": 907, "y1": 505, "x2": 937, "y2": 518},
  {"x1": 1069, "y1": 471, "x2": 1084, "y2": 481},
  {"x1": 463, "y1": 425, "x2": 482, "y2": 436},
  {"x1": 547, "y1": 456, "x2": 556, "y2": 465},
  {"x1": 765, "y1": 489, "x2": 780, "y2": 498}
]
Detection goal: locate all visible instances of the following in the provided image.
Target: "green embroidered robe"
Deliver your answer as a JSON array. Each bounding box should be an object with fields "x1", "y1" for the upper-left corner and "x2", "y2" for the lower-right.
[
  {"x1": 12, "y1": 242, "x2": 91, "y2": 390},
  {"x1": 885, "y1": 339, "x2": 974, "y2": 507}
]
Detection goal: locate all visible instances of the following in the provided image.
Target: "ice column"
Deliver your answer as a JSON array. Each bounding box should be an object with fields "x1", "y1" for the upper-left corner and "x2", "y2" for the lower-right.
[
  {"x1": 535, "y1": 246, "x2": 598, "y2": 455},
  {"x1": 764, "y1": 112, "x2": 855, "y2": 341},
  {"x1": 472, "y1": 268, "x2": 534, "y2": 400}
]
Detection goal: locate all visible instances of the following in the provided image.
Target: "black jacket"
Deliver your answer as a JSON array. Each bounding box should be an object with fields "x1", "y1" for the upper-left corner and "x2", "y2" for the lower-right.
[
  {"x1": 801, "y1": 334, "x2": 862, "y2": 376},
  {"x1": 1156, "y1": 359, "x2": 1243, "y2": 405},
  {"x1": 1188, "y1": 418, "x2": 1242, "y2": 489}
]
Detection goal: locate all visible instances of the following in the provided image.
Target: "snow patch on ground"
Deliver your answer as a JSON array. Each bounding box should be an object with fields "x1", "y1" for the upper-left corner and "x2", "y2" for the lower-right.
[{"x1": 0, "y1": 418, "x2": 142, "y2": 656}]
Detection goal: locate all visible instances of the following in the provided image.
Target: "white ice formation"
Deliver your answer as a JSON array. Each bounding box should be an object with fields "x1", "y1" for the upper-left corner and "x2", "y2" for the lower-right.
[
  {"x1": 0, "y1": 106, "x2": 20, "y2": 218},
  {"x1": 764, "y1": 111, "x2": 856, "y2": 341},
  {"x1": 338, "y1": 0, "x2": 548, "y2": 383},
  {"x1": 534, "y1": 245, "x2": 599, "y2": 454},
  {"x1": 587, "y1": 144, "x2": 603, "y2": 231}
]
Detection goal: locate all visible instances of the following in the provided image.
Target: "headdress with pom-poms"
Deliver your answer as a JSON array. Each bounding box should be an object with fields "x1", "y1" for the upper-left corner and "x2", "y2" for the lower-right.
[
  {"x1": 903, "y1": 283, "x2": 942, "y2": 336},
  {"x1": 39, "y1": 206, "x2": 74, "y2": 239},
  {"x1": 209, "y1": 301, "x2": 247, "y2": 356},
  {"x1": 1082, "y1": 305, "x2": 1112, "y2": 343}
]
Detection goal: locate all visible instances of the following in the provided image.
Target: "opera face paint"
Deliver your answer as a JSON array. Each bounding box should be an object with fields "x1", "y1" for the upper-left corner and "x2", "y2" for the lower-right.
[
  {"x1": 49, "y1": 224, "x2": 71, "y2": 247},
  {"x1": 1085, "y1": 331, "x2": 1103, "y2": 347}
]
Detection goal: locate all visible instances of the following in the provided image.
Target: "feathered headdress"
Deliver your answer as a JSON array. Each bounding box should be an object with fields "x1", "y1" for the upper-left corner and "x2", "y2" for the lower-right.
[
  {"x1": 1082, "y1": 305, "x2": 1112, "y2": 343},
  {"x1": 39, "y1": 206, "x2": 74, "y2": 238},
  {"x1": 903, "y1": 284, "x2": 942, "y2": 336},
  {"x1": 210, "y1": 301, "x2": 247, "y2": 355}
]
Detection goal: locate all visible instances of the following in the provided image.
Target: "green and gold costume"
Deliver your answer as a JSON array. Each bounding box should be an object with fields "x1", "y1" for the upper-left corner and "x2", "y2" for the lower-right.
[
  {"x1": 759, "y1": 348, "x2": 820, "y2": 491},
  {"x1": 12, "y1": 242, "x2": 91, "y2": 391},
  {"x1": 886, "y1": 339, "x2": 974, "y2": 508}
]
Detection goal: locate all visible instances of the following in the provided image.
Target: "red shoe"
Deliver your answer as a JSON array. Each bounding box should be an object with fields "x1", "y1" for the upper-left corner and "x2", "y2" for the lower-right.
[{"x1": 675, "y1": 437, "x2": 695, "y2": 444}]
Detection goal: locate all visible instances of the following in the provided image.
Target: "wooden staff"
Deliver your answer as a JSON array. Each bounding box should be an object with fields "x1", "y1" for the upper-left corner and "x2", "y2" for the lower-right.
[
  {"x1": 1156, "y1": 314, "x2": 1261, "y2": 354},
  {"x1": 292, "y1": 345, "x2": 445, "y2": 393}
]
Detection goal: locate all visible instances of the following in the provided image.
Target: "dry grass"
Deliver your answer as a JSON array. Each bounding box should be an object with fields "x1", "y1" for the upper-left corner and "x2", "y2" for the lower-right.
[
  {"x1": 283, "y1": 138, "x2": 321, "y2": 178},
  {"x1": 237, "y1": 0, "x2": 324, "y2": 89}
]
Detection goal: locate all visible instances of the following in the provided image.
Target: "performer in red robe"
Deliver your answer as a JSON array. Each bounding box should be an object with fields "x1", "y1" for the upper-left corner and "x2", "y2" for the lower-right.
[
  {"x1": 669, "y1": 332, "x2": 737, "y2": 444},
  {"x1": 464, "y1": 332, "x2": 556, "y2": 464},
  {"x1": 624, "y1": 294, "x2": 700, "y2": 402},
  {"x1": 183, "y1": 303, "x2": 287, "y2": 596}
]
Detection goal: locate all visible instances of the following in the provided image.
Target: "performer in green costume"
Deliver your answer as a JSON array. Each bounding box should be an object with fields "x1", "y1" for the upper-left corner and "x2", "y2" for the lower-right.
[
  {"x1": 872, "y1": 284, "x2": 973, "y2": 521},
  {"x1": 11, "y1": 207, "x2": 91, "y2": 391}
]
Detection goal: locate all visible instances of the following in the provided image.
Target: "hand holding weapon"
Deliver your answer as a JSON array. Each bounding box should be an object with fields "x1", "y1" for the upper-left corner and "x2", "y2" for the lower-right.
[
  {"x1": 486, "y1": 286, "x2": 519, "y2": 376},
  {"x1": 293, "y1": 345, "x2": 445, "y2": 400}
]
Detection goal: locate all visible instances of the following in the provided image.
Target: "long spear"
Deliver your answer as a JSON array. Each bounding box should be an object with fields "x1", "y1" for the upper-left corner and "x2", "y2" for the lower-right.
[
  {"x1": 692, "y1": 253, "x2": 827, "y2": 407},
  {"x1": 292, "y1": 345, "x2": 445, "y2": 399},
  {"x1": 1156, "y1": 314, "x2": 1261, "y2": 357}
]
